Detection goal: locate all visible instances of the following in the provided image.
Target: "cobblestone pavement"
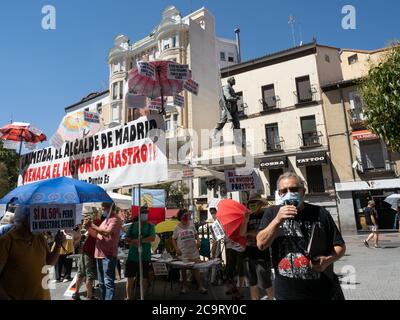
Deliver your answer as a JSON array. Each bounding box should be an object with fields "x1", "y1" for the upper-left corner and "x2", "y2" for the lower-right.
[{"x1": 50, "y1": 233, "x2": 400, "y2": 300}]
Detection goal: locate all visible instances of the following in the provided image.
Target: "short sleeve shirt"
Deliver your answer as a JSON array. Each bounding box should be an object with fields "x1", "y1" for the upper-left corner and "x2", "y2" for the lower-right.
[
  {"x1": 259, "y1": 203, "x2": 345, "y2": 300},
  {"x1": 95, "y1": 216, "x2": 122, "y2": 259},
  {"x1": 0, "y1": 229, "x2": 51, "y2": 300},
  {"x1": 172, "y1": 224, "x2": 198, "y2": 258}
]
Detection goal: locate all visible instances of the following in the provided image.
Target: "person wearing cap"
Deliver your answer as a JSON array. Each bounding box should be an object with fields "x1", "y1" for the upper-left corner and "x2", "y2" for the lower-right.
[
  {"x1": 0, "y1": 205, "x2": 65, "y2": 300},
  {"x1": 245, "y1": 194, "x2": 274, "y2": 300},
  {"x1": 172, "y1": 209, "x2": 207, "y2": 294},
  {"x1": 84, "y1": 202, "x2": 122, "y2": 300},
  {"x1": 363, "y1": 200, "x2": 379, "y2": 248}
]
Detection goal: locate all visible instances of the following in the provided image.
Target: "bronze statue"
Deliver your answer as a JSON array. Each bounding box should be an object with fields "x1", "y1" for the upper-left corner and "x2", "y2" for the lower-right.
[{"x1": 212, "y1": 77, "x2": 241, "y2": 139}]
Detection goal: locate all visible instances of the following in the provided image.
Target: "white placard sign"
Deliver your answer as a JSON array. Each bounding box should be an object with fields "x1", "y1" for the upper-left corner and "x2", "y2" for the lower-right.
[
  {"x1": 126, "y1": 94, "x2": 147, "y2": 109},
  {"x1": 30, "y1": 204, "x2": 77, "y2": 233},
  {"x1": 173, "y1": 94, "x2": 184, "y2": 107},
  {"x1": 211, "y1": 219, "x2": 225, "y2": 241},
  {"x1": 137, "y1": 61, "x2": 156, "y2": 80},
  {"x1": 152, "y1": 262, "x2": 169, "y2": 276},
  {"x1": 224, "y1": 169, "x2": 258, "y2": 192},
  {"x1": 20, "y1": 115, "x2": 168, "y2": 190},
  {"x1": 84, "y1": 111, "x2": 100, "y2": 124},
  {"x1": 24, "y1": 142, "x2": 37, "y2": 151},
  {"x1": 183, "y1": 79, "x2": 199, "y2": 96},
  {"x1": 2, "y1": 140, "x2": 18, "y2": 150},
  {"x1": 167, "y1": 63, "x2": 189, "y2": 80}
]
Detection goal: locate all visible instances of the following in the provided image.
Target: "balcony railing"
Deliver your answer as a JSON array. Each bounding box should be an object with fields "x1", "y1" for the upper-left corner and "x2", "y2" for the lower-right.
[
  {"x1": 259, "y1": 95, "x2": 280, "y2": 112},
  {"x1": 263, "y1": 137, "x2": 285, "y2": 152},
  {"x1": 294, "y1": 85, "x2": 319, "y2": 105},
  {"x1": 348, "y1": 109, "x2": 367, "y2": 128},
  {"x1": 356, "y1": 158, "x2": 397, "y2": 177},
  {"x1": 299, "y1": 131, "x2": 323, "y2": 148}
]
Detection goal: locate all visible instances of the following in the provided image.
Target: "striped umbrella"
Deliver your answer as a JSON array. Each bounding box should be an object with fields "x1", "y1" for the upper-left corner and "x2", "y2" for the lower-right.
[
  {"x1": 128, "y1": 60, "x2": 188, "y2": 114},
  {"x1": 0, "y1": 122, "x2": 47, "y2": 155}
]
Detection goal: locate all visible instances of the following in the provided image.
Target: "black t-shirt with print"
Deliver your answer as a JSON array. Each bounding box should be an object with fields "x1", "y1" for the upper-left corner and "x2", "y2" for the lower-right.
[
  {"x1": 245, "y1": 212, "x2": 270, "y2": 260},
  {"x1": 259, "y1": 203, "x2": 345, "y2": 300}
]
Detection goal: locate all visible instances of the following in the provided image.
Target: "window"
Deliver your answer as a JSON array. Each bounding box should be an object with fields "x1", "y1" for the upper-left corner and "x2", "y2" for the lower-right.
[
  {"x1": 119, "y1": 81, "x2": 123, "y2": 100},
  {"x1": 172, "y1": 36, "x2": 177, "y2": 48},
  {"x1": 228, "y1": 54, "x2": 234, "y2": 62},
  {"x1": 295, "y1": 75, "x2": 312, "y2": 103},
  {"x1": 269, "y1": 168, "x2": 283, "y2": 196},
  {"x1": 262, "y1": 84, "x2": 276, "y2": 109},
  {"x1": 265, "y1": 123, "x2": 281, "y2": 151},
  {"x1": 349, "y1": 91, "x2": 365, "y2": 121},
  {"x1": 199, "y1": 178, "x2": 208, "y2": 196},
  {"x1": 84, "y1": 108, "x2": 89, "y2": 112},
  {"x1": 97, "y1": 103, "x2": 102, "y2": 114},
  {"x1": 220, "y1": 52, "x2": 226, "y2": 61},
  {"x1": 306, "y1": 165, "x2": 325, "y2": 193},
  {"x1": 300, "y1": 116, "x2": 319, "y2": 146},
  {"x1": 164, "y1": 43, "x2": 170, "y2": 50},
  {"x1": 325, "y1": 54, "x2": 330, "y2": 63},
  {"x1": 348, "y1": 54, "x2": 359, "y2": 65},
  {"x1": 112, "y1": 105, "x2": 119, "y2": 122},
  {"x1": 112, "y1": 82, "x2": 118, "y2": 100},
  {"x1": 359, "y1": 140, "x2": 385, "y2": 171}
]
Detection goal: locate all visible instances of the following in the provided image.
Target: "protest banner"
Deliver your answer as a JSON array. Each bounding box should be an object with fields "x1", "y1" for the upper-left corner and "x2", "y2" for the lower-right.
[
  {"x1": 211, "y1": 219, "x2": 225, "y2": 242},
  {"x1": 30, "y1": 204, "x2": 77, "y2": 233},
  {"x1": 19, "y1": 115, "x2": 168, "y2": 190},
  {"x1": 137, "y1": 61, "x2": 156, "y2": 80},
  {"x1": 183, "y1": 79, "x2": 199, "y2": 96},
  {"x1": 167, "y1": 63, "x2": 189, "y2": 80},
  {"x1": 224, "y1": 169, "x2": 259, "y2": 192}
]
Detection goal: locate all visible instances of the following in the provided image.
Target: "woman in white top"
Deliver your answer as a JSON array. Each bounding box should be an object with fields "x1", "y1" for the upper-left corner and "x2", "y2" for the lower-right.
[{"x1": 172, "y1": 209, "x2": 207, "y2": 294}]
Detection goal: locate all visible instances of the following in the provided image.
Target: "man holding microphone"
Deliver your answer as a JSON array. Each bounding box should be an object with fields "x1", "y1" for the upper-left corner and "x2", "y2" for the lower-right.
[{"x1": 257, "y1": 172, "x2": 346, "y2": 300}]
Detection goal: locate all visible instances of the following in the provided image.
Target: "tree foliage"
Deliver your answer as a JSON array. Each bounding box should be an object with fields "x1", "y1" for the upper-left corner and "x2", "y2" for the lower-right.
[
  {"x1": 360, "y1": 44, "x2": 400, "y2": 152},
  {"x1": 0, "y1": 140, "x2": 19, "y2": 198}
]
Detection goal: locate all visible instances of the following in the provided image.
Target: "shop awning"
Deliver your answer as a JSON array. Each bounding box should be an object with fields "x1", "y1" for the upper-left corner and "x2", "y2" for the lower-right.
[
  {"x1": 352, "y1": 130, "x2": 379, "y2": 141},
  {"x1": 296, "y1": 151, "x2": 327, "y2": 167},
  {"x1": 259, "y1": 156, "x2": 288, "y2": 170}
]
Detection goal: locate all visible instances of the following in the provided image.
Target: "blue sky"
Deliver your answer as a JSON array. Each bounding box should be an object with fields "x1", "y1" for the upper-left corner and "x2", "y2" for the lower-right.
[{"x1": 0, "y1": 0, "x2": 399, "y2": 147}]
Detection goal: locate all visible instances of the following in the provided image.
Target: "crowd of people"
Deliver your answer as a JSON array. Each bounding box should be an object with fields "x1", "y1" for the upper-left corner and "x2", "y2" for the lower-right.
[{"x1": 3, "y1": 171, "x2": 383, "y2": 301}]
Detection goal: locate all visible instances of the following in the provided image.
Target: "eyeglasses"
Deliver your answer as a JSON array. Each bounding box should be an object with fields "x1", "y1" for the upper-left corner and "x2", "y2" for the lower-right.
[{"x1": 278, "y1": 186, "x2": 302, "y2": 196}]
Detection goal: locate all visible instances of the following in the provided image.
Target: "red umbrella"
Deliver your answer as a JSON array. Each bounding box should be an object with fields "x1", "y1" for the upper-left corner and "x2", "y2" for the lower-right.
[
  {"x1": 216, "y1": 199, "x2": 249, "y2": 250},
  {"x1": 128, "y1": 60, "x2": 189, "y2": 114},
  {"x1": 0, "y1": 122, "x2": 47, "y2": 155}
]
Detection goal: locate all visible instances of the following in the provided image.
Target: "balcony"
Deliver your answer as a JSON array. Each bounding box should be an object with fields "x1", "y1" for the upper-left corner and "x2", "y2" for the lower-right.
[
  {"x1": 299, "y1": 131, "x2": 323, "y2": 149},
  {"x1": 259, "y1": 96, "x2": 281, "y2": 113},
  {"x1": 294, "y1": 85, "x2": 319, "y2": 107},
  {"x1": 356, "y1": 159, "x2": 398, "y2": 179},
  {"x1": 348, "y1": 109, "x2": 367, "y2": 129},
  {"x1": 263, "y1": 137, "x2": 285, "y2": 154}
]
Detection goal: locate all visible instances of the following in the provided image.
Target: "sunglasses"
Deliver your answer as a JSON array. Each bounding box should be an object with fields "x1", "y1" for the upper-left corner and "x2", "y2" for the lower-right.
[{"x1": 278, "y1": 186, "x2": 302, "y2": 196}]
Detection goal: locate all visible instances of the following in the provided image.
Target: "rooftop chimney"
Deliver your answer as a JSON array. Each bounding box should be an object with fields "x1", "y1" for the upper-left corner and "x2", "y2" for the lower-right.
[{"x1": 234, "y1": 27, "x2": 241, "y2": 63}]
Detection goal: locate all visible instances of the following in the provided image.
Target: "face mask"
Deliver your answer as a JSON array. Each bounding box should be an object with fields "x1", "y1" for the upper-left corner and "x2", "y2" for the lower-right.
[
  {"x1": 281, "y1": 192, "x2": 303, "y2": 208},
  {"x1": 181, "y1": 215, "x2": 190, "y2": 223}
]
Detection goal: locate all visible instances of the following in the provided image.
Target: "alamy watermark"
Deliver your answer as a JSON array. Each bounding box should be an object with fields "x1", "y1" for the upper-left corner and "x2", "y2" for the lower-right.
[
  {"x1": 342, "y1": 5, "x2": 356, "y2": 30},
  {"x1": 42, "y1": 5, "x2": 56, "y2": 30}
]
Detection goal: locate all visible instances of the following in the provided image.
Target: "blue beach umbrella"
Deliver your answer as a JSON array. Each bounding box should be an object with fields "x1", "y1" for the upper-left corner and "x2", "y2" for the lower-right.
[{"x1": 0, "y1": 177, "x2": 113, "y2": 207}]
